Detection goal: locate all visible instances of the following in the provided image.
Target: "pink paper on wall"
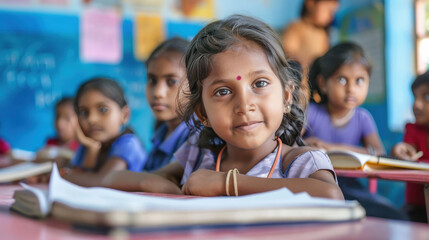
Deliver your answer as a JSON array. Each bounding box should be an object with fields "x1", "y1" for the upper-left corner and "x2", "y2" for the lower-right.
[{"x1": 80, "y1": 7, "x2": 122, "y2": 64}]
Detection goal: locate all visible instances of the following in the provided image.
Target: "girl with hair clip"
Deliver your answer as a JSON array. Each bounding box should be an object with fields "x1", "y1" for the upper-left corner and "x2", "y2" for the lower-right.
[
  {"x1": 64, "y1": 77, "x2": 147, "y2": 187},
  {"x1": 143, "y1": 37, "x2": 192, "y2": 172},
  {"x1": 304, "y1": 42, "x2": 408, "y2": 220},
  {"x1": 103, "y1": 15, "x2": 343, "y2": 200}
]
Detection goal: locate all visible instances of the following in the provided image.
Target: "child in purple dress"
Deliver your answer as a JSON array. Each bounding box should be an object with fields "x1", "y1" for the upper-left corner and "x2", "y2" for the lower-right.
[{"x1": 304, "y1": 42, "x2": 407, "y2": 220}]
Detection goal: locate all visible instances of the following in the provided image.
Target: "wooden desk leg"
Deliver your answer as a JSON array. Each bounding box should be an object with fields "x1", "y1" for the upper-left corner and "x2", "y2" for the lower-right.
[
  {"x1": 368, "y1": 178, "x2": 377, "y2": 194},
  {"x1": 425, "y1": 184, "x2": 429, "y2": 224}
]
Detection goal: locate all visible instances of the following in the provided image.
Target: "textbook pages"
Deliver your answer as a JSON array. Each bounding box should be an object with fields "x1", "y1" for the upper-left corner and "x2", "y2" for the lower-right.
[
  {"x1": 12, "y1": 164, "x2": 366, "y2": 228},
  {"x1": 0, "y1": 162, "x2": 52, "y2": 183},
  {"x1": 327, "y1": 150, "x2": 429, "y2": 170}
]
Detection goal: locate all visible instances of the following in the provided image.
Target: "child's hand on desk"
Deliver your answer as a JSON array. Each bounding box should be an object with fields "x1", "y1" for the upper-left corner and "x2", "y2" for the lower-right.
[
  {"x1": 25, "y1": 173, "x2": 50, "y2": 184},
  {"x1": 181, "y1": 169, "x2": 226, "y2": 196},
  {"x1": 305, "y1": 137, "x2": 330, "y2": 151},
  {"x1": 391, "y1": 142, "x2": 422, "y2": 161}
]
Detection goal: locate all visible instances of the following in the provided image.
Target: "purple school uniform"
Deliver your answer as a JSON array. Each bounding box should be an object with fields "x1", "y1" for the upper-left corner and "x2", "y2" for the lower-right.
[
  {"x1": 303, "y1": 103, "x2": 377, "y2": 144},
  {"x1": 174, "y1": 133, "x2": 337, "y2": 185}
]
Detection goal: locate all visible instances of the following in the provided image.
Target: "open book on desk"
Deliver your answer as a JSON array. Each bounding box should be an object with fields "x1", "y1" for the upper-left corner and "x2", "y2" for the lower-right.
[
  {"x1": 327, "y1": 150, "x2": 429, "y2": 170},
  {"x1": 11, "y1": 164, "x2": 365, "y2": 230},
  {"x1": 0, "y1": 161, "x2": 52, "y2": 183}
]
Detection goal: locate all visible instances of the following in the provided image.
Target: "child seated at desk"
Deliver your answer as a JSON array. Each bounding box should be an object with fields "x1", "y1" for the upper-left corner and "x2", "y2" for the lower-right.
[
  {"x1": 142, "y1": 37, "x2": 192, "y2": 172},
  {"x1": 392, "y1": 70, "x2": 429, "y2": 223},
  {"x1": 303, "y1": 42, "x2": 408, "y2": 220},
  {"x1": 103, "y1": 15, "x2": 343, "y2": 200},
  {"x1": 34, "y1": 97, "x2": 79, "y2": 168},
  {"x1": 63, "y1": 77, "x2": 147, "y2": 187}
]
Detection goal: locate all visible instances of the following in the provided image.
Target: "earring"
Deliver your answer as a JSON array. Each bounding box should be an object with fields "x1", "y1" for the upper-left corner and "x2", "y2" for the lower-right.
[
  {"x1": 202, "y1": 118, "x2": 208, "y2": 126},
  {"x1": 285, "y1": 104, "x2": 291, "y2": 113}
]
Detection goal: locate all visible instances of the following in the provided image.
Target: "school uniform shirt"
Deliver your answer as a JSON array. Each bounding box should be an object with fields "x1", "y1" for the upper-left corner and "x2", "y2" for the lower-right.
[
  {"x1": 143, "y1": 121, "x2": 190, "y2": 172},
  {"x1": 403, "y1": 123, "x2": 429, "y2": 206},
  {"x1": 175, "y1": 133, "x2": 337, "y2": 185},
  {"x1": 46, "y1": 138, "x2": 80, "y2": 151},
  {"x1": 71, "y1": 133, "x2": 146, "y2": 172},
  {"x1": 304, "y1": 103, "x2": 378, "y2": 145}
]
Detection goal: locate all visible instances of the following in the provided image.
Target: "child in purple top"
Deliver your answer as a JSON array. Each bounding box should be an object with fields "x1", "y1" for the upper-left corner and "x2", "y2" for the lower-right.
[
  {"x1": 305, "y1": 103, "x2": 378, "y2": 147},
  {"x1": 304, "y1": 42, "x2": 384, "y2": 154},
  {"x1": 304, "y1": 42, "x2": 407, "y2": 220},
  {"x1": 103, "y1": 15, "x2": 343, "y2": 200}
]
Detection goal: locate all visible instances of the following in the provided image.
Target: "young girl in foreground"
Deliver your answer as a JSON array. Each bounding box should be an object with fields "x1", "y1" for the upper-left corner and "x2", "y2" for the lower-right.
[
  {"x1": 104, "y1": 15, "x2": 343, "y2": 199},
  {"x1": 392, "y1": 71, "x2": 429, "y2": 222},
  {"x1": 65, "y1": 77, "x2": 147, "y2": 187},
  {"x1": 143, "y1": 37, "x2": 191, "y2": 172}
]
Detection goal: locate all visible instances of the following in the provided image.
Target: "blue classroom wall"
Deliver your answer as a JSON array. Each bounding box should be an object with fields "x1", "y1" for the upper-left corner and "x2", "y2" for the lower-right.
[{"x1": 0, "y1": 11, "x2": 153, "y2": 151}]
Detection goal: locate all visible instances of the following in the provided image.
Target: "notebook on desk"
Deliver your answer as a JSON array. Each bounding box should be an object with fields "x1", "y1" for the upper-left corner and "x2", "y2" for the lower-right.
[
  {"x1": 327, "y1": 150, "x2": 429, "y2": 170},
  {"x1": 11, "y1": 164, "x2": 366, "y2": 230},
  {"x1": 0, "y1": 162, "x2": 52, "y2": 183}
]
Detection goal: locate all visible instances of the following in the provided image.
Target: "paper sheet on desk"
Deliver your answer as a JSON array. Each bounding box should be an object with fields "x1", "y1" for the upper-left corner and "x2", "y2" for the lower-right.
[{"x1": 47, "y1": 164, "x2": 352, "y2": 213}]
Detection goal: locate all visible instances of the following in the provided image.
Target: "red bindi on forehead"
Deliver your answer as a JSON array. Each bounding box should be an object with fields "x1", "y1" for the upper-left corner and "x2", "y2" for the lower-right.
[{"x1": 236, "y1": 75, "x2": 241, "y2": 80}]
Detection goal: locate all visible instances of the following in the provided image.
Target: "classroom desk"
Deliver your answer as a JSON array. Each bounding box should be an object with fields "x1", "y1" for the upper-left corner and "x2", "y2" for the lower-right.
[
  {"x1": 1, "y1": 184, "x2": 429, "y2": 240},
  {"x1": 335, "y1": 169, "x2": 429, "y2": 223}
]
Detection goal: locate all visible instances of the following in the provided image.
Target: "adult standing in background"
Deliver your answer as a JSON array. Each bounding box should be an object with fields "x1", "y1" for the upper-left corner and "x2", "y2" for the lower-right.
[{"x1": 282, "y1": 0, "x2": 339, "y2": 100}]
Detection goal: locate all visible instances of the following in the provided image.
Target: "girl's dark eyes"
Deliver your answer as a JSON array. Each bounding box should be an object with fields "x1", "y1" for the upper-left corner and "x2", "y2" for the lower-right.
[
  {"x1": 147, "y1": 76, "x2": 157, "y2": 85},
  {"x1": 424, "y1": 94, "x2": 429, "y2": 102},
  {"x1": 78, "y1": 109, "x2": 88, "y2": 118},
  {"x1": 167, "y1": 78, "x2": 178, "y2": 86},
  {"x1": 214, "y1": 88, "x2": 231, "y2": 96},
  {"x1": 99, "y1": 106, "x2": 108, "y2": 113},
  {"x1": 254, "y1": 80, "x2": 269, "y2": 88}
]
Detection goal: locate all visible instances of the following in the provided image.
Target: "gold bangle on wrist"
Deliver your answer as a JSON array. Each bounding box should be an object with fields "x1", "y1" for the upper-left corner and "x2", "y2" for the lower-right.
[{"x1": 225, "y1": 169, "x2": 233, "y2": 196}]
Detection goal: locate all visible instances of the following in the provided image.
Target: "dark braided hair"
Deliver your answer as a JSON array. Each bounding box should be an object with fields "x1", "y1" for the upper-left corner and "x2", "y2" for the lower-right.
[{"x1": 178, "y1": 15, "x2": 307, "y2": 152}]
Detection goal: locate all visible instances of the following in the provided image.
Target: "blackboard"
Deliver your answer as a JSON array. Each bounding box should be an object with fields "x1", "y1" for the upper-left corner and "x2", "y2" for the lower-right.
[{"x1": 0, "y1": 10, "x2": 204, "y2": 151}]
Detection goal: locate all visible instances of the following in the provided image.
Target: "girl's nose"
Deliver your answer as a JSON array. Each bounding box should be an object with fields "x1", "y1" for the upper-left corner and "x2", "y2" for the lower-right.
[
  {"x1": 234, "y1": 88, "x2": 255, "y2": 115},
  {"x1": 414, "y1": 98, "x2": 423, "y2": 111},
  {"x1": 154, "y1": 82, "x2": 167, "y2": 99},
  {"x1": 87, "y1": 111, "x2": 98, "y2": 124}
]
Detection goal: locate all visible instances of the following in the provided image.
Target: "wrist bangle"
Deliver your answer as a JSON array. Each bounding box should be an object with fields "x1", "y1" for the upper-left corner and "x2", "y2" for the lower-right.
[
  {"x1": 225, "y1": 168, "x2": 240, "y2": 197},
  {"x1": 232, "y1": 168, "x2": 239, "y2": 197},
  {"x1": 225, "y1": 169, "x2": 233, "y2": 196}
]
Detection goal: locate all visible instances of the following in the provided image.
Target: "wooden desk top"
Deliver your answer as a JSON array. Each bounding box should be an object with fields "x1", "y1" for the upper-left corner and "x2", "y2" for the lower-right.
[
  {"x1": 1, "y1": 184, "x2": 429, "y2": 240},
  {"x1": 335, "y1": 169, "x2": 429, "y2": 184}
]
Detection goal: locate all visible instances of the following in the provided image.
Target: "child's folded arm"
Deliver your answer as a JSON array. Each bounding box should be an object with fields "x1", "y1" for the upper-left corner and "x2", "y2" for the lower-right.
[
  {"x1": 63, "y1": 157, "x2": 126, "y2": 187},
  {"x1": 182, "y1": 169, "x2": 343, "y2": 200},
  {"x1": 101, "y1": 161, "x2": 184, "y2": 194}
]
